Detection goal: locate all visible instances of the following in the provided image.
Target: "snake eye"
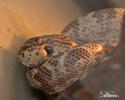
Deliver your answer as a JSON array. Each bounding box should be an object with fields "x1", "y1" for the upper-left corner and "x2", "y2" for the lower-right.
[{"x1": 45, "y1": 46, "x2": 53, "y2": 55}]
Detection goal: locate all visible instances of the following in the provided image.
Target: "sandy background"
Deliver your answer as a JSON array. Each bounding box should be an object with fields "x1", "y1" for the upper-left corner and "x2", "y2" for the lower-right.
[{"x1": 0, "y1": 0, "x2": 125, "y2": 100}]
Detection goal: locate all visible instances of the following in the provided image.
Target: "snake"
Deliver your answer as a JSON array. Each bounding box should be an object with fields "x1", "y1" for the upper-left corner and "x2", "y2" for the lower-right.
[{"x1": 17, "y1": 8, "x2": 125, "y2": 95}]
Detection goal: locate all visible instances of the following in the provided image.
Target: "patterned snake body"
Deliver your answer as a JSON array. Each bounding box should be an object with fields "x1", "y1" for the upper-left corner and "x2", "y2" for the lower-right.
[
  {"x1": 17, "y1": 8, "x2": 125, "y2": 94},
  {"x1": 62, "y1": 8, "x2": 125, "y2": 48}
]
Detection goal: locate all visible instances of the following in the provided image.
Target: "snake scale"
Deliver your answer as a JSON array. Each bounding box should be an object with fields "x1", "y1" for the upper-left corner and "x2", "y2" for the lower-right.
[{"x1": 17, "y1": 8, "x2": 125, "y2": 95}]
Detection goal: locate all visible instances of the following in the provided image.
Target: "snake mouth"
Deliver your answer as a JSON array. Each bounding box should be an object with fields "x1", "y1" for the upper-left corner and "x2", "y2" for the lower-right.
[{"x1": 25, "y1": 59, "x2": 48, "y2": 71}]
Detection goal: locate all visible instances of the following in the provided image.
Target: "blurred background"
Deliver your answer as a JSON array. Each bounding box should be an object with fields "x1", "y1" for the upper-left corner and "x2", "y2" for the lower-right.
[{"x1": 0, "y1": 0, "x2": 125, "y2": 100}]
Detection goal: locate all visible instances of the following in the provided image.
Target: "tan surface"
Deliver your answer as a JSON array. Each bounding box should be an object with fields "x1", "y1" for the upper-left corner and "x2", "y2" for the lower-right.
[{"x1": 0, "y1": 0, "x2": 125, "y2": 100}]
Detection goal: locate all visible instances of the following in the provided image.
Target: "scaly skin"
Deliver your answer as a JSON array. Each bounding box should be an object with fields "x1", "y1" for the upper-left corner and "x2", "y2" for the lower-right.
[
  {"x1": 17, "y1": 34, "x2": 107, "y2": 94},
  {"x1": 17, "y1": 8, "x2": 124, "y2": 95},
  {"x1": 62, "y1": 8, "x2": 125, "y2": 53}
]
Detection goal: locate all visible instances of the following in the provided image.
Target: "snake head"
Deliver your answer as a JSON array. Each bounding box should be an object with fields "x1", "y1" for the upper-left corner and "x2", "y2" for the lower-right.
[{"x1": 17, "y1": 34, "x2": 77, "y2": 70}]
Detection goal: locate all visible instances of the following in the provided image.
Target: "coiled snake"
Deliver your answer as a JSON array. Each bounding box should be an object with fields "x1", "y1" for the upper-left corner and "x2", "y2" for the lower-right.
[{"x1": 17, "y1": 8, "x2": 125, "y2": 96}]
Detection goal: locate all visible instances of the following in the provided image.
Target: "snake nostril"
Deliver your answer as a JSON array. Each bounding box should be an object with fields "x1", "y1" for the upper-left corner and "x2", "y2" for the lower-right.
[{"x1": 18, "y1": 52, "x2": 25, "y2": 58}]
